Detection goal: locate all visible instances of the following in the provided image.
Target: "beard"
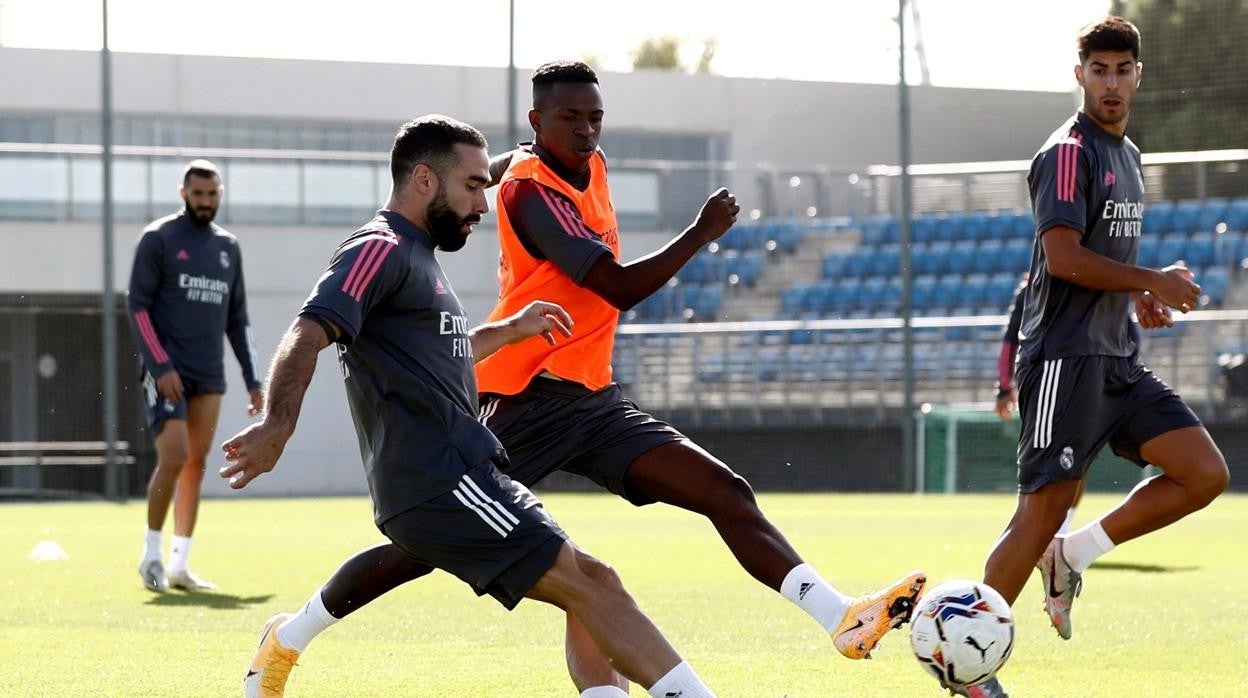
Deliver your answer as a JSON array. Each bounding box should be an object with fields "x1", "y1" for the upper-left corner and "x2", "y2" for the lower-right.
[
  {"x1": 425, "y1": 189, "x2": 480, "y2": 252},
  {"x1": 183, "y1": 198, "x2": 218, "y2": 225}
]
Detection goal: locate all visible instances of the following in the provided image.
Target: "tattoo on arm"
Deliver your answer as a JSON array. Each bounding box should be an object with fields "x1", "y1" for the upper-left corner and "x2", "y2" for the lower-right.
[{"x1": 262, "y1": 317, "x2": 331, "y2": 434}]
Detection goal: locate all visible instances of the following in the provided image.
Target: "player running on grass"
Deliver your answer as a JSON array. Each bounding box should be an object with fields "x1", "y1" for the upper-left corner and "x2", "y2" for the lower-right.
[
  {"x1": 222, "y1": 115, "x2": 718, "y2": 698},
  {"x1": 951, "y1": 17, "x2": 1229, "y2": 698},
  {"x1": 237, "y1": 61, "x2": 925, "y2": 698}
]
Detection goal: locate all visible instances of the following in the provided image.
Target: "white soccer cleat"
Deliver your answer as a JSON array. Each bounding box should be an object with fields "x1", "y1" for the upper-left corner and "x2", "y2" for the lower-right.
[
  {"x1": 138, "y1": 559, "x2": 169, "y2": 592},
  {"x1": 167, "y1": 568, "x2": 218, "y2": 591},
  {"x1": 1036, "y1": 537, "x2": 1081, "y2": 640}
]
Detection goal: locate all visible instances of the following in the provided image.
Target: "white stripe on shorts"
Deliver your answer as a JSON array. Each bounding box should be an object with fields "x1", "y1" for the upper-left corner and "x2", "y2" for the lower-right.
[
  {"x1": 461, "y1": 473, "x2": 521, "y2": 526},
  {"x1": 454, "y1": 474, "x2": 516, "y2": 537},
  {"x1": 478, "y1": 398, "x2": 498, "y2": 426},
  {"x1": 1034, "y1": 358, "x2": 1063, "y2": 449}
]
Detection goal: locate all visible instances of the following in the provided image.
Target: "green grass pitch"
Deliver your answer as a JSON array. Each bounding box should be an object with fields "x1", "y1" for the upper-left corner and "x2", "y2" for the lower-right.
[{"x1": 1, "y1": 492, "x2": 1245, "y2": 696}]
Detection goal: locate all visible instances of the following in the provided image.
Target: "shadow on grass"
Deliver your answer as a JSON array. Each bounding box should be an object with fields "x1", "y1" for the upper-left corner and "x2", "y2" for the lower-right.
[
  {"x1": 1088, "y1": 561, "x2": 1199, "y2": 573},
  {"x1": 144, "y1": 591, "x2": 275, "y2": 610}
]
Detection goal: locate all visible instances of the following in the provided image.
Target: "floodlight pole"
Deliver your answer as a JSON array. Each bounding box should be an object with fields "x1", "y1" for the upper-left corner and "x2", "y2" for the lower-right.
[
  {"x1": 506, "y1": 0, "x2": 518, "y2": 149},
  {"x1": 898, "y1": 0, "x2": 917, "y2": 490},
  {"x1": 101, "y1": 0, "x2": 122, "y2": 499}
]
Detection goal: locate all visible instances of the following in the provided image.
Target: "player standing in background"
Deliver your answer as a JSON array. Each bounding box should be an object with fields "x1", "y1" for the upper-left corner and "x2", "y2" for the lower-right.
[
  {"x1": 994, "y1": 273, "x2": 1082, "y2": 535},
  {"x1": 958, "y1": 17, "x2": 1229, "y2": 698},
  {"x1": 249, "y1": 61, "x2": 926, "y2": 698},
  {"x1": 221, "y1": 115, "x2": 718, "y2": 698},
  {"x1": 127, "y1": 159, "x2": 264, "y2": 592}
]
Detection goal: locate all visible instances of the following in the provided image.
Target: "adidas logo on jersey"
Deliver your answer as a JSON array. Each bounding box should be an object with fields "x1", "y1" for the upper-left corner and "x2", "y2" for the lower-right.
[
  {"x1": 1104, "y1": 170, "x2": 1116, "y2": 186},
  {"x1": 434, "y1": 278, "x2": 447, "y2": 295},
  {"x1": 176, "y1": 249, "x2": 190, "y2": 261}
]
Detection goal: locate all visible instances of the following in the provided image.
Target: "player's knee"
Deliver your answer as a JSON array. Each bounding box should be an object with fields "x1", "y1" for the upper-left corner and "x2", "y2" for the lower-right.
[
  {"x1": 156, "y1": 447, "x2": 189, "y2": 473},
  {"x1": 570, "y1": 550, "x2": 628, "y2": 601},
  {"x1": 1190, "y1": 455, "x2": 1229, "y2": 507},
  {"x1": 707, "y1": 471, "x2": 759, "y2": 518}
]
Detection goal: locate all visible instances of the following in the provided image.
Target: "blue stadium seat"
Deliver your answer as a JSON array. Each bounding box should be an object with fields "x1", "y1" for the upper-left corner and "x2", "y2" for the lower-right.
[
  {"x1": 1185, "y1": 232, "x2": 1217, "y2": 268},
  {"x1": 913, "y1": 243, "x2": 942, "y2": 276},
  {"x1": 977, "y1": 239, "x2": 1006, "y2": 274},
  {"x1": 1002, "y1": 240, "x2": 1032, "y2": 273},
  {"x1": 1137, "y1": 236, "x2": 1161, "y2": 268},
  {"x1": 956, "y1": 273, "x2": 989, "y2": 308},
  {"x1": 934, "y1": 275, "x2": 962, "y2": 310},
  {"x1": 779, "y1": 284, "x2": 810, "y2": 315},
  {"x1": 822, "y1": 254, "x2": 847, "y2": 279},
  {"x1": 1198, "y1": 198, "x2": 1230, "y2": 233},
  {"x1": 1145, "y1": 200, "x2": 1175, "y2": 235},
  {"x1": 687, "y1": 284, "x2": 724, "y2": 319},
  {"x1": 964, "y1": 211, "x2": 993, "y2": 241},
  {"x1": 1200, "y1": 267, "x2": 1230, "y2": 306},
  {"x1": 936, "y1": 213, "x2": 968, "y2": 242},
  {"x1": 912, "y1": 215, "x2": 941, "y2": 244},
  {"x1": 1227, "y1": 198, "x2": 1248, "y2": 231},
  {"x1": 913, "y1": 275, "x2": 939, "y2": 309},
  {"x1": 1008, "y1": 212, "x2": 1035, "y2": 239},
  {"x1": 945, "y1": 242, "x2": 978, "y2": 276},
  {"x1": 1172, "y1": 199, "x2": 1202, "y2": 234},
  {"x1": 1159, "y1": 233, "x2": 1189, "y2": 267},
  {"x1": 678, "y1": 254, "x2": 715, "y2": 284},
  {"x1": 868, "y1": 244, "x2": 901, "y2": 278}
]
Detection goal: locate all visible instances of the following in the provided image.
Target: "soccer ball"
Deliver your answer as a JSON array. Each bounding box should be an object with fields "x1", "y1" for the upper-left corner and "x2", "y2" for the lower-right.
[{"x1": 909, "y1": 579, "x2": 1015, "y2": 689}]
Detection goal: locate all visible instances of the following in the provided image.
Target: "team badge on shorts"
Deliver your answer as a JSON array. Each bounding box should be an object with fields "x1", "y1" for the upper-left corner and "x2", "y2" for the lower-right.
[{"x1": 1059, "y1": 446, "x2": 1075, "y2": 471}]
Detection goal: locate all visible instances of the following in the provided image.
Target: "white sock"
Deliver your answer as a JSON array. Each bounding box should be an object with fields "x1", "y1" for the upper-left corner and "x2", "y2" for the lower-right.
[
  {"x1": 779, "y1": 563, "x2": 852, "y2": 633},
  {"x1": 169, "y1": 535, "x2": 192, "y2": 573},
  {"x1": 647, "y1": 661, "x2": 714, "y2": 698},
  {"x1": 1058, "y1": 507, "x2": 1078, "y2": 535},
  {"x1": 142, "y1": 529, "x2": 163, "y2": 563},
  {"x1": 581, "y1": 687, "x2": 630, "y2": 698},
  {"x1": 276, "y1": 590, "x2": 340, "y2": 652},
  {"x1": 1061, "y1": 520, "x2": 1116, "y2": 573}
]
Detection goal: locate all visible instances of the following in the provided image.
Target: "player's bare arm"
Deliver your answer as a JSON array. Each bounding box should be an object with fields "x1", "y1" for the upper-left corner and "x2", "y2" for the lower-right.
[
  {"x1": 219, "y1": 316, "x2": 334, "y2": 489},
  {"x1": 582, "y1": 188, "x2": 740, "y2": 310},
  {"x1": 469, "y1": 301, "x2": 574, "y2": 362},
  {"x1": 1042, "y1": 225, "x2": 1201, "y2": 311}
]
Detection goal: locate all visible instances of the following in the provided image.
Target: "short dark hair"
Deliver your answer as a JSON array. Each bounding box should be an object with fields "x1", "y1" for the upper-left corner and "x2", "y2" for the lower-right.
[
  {"x1": 532, "y1": 60, "x2": 599, "y2": 107},
  {"x1": 1077, "y1": 16, "x2": 1141, "y2": 62},
  {"x1": 390, "y1": 115, "x2": 488, "y2": 188},
  {"x1": 182, "y1": 159, "x2": 220, "y2": 186}
]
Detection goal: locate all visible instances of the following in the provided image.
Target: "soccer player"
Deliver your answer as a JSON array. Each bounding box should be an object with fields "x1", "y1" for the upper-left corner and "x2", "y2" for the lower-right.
[
  {"x1": 246, "y1": 61, "x2": 925, "y2": 698},
  {"x1": 127, "y1": 159, "x2": 264, "y2": 592},
  {"x1": 994, "y1": 273, "x2": 1082, "y2": 535},
  {"x1": 958, "y1": 17, "x2": 1229, "y2": 697},
  {"x1": 222, "y1": 115, "x2": 717, "y2": 698}
]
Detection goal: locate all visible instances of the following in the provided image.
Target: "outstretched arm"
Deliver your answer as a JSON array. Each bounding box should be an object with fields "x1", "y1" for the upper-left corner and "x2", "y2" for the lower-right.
[
  {"x1": 219, "y1": 316, "x2": 333, "y2": 489},
  {"x1": 582, "y1": 189, "x2": 740, "y2": 310}
]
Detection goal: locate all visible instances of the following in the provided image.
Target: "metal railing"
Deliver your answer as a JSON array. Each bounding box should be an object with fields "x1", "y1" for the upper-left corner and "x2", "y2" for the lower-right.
[{"x1": 613, "y1": 309, "x2": 1248, "y2": 428}]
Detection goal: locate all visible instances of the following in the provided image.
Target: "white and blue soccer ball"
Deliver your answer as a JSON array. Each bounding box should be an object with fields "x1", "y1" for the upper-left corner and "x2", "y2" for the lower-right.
[{"x1": 909, "y1": 579, "x2": 1015, "y2": 689}]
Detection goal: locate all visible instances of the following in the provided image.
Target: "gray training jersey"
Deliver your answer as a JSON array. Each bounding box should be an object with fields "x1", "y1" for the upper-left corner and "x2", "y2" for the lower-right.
[
  {"x1": 1019, "y1": 111, "x2": 1145, "y2": 362},
  {"x1": 300, "y1": 210, "x2": 505, "y2": 526},
  {"x1": 126, "y1": 210, "x2": 261, "y2": 392}
]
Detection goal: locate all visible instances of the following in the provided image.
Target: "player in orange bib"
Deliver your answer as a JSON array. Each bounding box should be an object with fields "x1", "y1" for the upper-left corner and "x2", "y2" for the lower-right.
[{"x1": 248, "y1": 62, "x2": 926, "y2": 697}]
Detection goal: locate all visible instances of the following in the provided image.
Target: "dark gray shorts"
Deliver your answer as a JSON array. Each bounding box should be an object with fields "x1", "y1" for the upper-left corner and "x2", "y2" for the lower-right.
[
  {"x1": 480, "y1": 377, "x2": 686, "y2": 505},
  {"x1": 380, "y1": 461, "x2": 567, "y2": 610},
  {"x1": 1015, "y1": 355, "x2": 1202, "y2": 493},
  {"x1": 141, "y1": 371, "x2": 222, "y2": 435}
]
